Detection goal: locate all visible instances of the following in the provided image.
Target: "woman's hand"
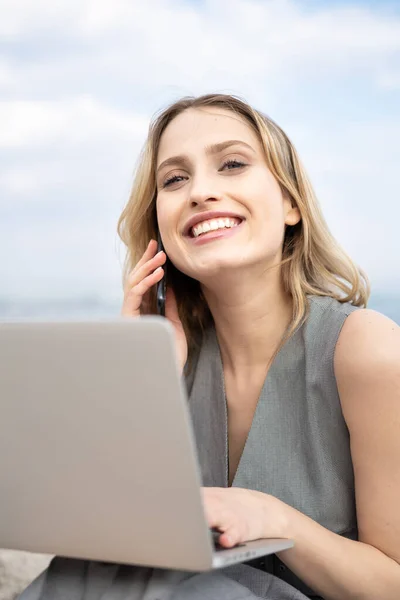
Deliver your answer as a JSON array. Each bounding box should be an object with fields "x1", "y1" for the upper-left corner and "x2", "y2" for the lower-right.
[
  {"x1": 202, "y1": 487, "x2": 291, "y2": 548},
  {"x1": 121, "y1": 239, "x2": 188, "y2": 371}
]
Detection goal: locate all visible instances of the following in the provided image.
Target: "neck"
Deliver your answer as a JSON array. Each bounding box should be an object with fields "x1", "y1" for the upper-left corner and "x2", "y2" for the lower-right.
[{"x1": 201, "y1": 266, "x2": 293, "y2": 377}]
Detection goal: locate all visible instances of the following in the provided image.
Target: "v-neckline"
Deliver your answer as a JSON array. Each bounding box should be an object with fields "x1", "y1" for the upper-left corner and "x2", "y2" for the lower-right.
[{"x1": 211, "y1": 325, "x2": 297, "y2": 488}]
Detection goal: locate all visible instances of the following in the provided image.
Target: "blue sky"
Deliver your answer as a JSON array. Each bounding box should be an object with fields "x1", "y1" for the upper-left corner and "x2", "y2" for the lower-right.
[{"x1": 0, "y1": 0, "x2": 399, "y2": 303}]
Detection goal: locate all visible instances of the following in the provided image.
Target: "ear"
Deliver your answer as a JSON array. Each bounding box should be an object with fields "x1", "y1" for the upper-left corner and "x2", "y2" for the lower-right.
[{"x1": 285, "y1": 205, "x2": 301, "y2": 226}]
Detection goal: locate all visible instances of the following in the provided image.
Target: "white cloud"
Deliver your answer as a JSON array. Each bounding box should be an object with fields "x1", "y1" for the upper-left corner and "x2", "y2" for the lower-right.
[
  {"x1": 1, "y1": 0, "x2": 399, "y2": 90},
  {"x1": 0, "y1": 97, "x2": 148, "y2": 149},
  {"x1": 0, "y1": 164, "x2": 56, "y2": 196},
  {"x1": 0, "y1": 97, "x2": 148, "y2": 206},
  {"x1": 0, "y1": 0, "x2": 82, "y2": 37},
  {"x1": 0, "y1": 0, "x2": 399, "y2": 300},
  {"x1": 377, "y1": 70, "x2": 400, "y2": 90}
]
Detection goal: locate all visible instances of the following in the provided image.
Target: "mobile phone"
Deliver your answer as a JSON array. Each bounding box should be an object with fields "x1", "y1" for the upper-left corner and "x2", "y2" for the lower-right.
[{"x1": 156, "y1": 232, "x2": 166, "y2": 316}]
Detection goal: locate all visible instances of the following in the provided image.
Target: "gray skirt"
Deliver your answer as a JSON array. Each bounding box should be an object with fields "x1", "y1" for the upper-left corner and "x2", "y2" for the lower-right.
[{"x1": 18, "y1": 557, "x2": 313, "y2": 600}]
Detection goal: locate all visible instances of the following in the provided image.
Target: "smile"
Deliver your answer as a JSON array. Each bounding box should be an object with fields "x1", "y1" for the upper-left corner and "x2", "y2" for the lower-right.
[
  {"x1": 190, "y1": 217, "x2": 242, "y2": 238},
  {"x1": 187, "y1": 217, "x2": 244, "y2": 245}
]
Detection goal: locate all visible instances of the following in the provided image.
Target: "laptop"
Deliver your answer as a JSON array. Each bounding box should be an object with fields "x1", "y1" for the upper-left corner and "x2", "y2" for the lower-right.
[{"x1": 0, "y1": 318, "x2": 293, "y2": 571}]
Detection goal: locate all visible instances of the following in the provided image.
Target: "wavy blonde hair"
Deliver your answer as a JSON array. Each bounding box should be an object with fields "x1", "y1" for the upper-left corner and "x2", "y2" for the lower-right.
[{"x1": 117, "y1": 93, "x2": 369, "y2": 360}]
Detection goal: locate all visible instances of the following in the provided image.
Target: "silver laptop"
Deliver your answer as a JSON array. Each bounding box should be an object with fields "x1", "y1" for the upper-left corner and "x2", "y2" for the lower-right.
[{"x1": 0, "y1": 318, "x2": 293, "y2": 571}]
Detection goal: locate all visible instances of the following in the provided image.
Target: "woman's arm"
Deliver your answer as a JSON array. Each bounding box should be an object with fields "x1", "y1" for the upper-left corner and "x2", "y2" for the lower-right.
[
  {"x1": 204, "y1": 309, "x2": 400, "y2": 599},
  {"x1": 276, "y1": 308, "x2": 400, "y2": 600},
  {"x1": 276, "y1": 497, "x2": 400, "y2": 600}
]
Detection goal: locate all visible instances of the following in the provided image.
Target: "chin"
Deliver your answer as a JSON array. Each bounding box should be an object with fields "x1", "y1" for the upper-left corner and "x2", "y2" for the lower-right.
[{"x1": 186, "y1": 256, "x2": 244, "y2": 281}]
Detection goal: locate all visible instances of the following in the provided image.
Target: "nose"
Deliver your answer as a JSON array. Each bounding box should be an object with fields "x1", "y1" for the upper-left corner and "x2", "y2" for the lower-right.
[{"x1": 188, "y1": 174, "x2": 222, "y2": 208}]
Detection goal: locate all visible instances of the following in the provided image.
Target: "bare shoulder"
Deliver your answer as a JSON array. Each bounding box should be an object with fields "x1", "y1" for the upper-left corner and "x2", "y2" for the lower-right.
[
  {"x1": 334, "y1": 308, "x2": 400, "y2": 562},
  {"x1": 334, "y1": 306, "x2": 400, "y2": 432},
  {"x1": 335, "y1": 308, "x2": 399, "y2": 367},
  {"x1": 334, "y1": 308, "x2": 399, "y2": 392}
]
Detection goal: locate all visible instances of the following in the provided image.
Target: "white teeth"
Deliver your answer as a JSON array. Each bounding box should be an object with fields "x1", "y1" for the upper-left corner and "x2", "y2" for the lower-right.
[{"x1": 191, "y1": 217, "x2": 240, "y2": 238}]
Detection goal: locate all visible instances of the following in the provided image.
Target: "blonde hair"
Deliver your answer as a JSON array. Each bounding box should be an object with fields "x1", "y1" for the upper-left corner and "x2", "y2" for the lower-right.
[{"x1": 117, "y1": 94, "x2": 369, "y2": 360}]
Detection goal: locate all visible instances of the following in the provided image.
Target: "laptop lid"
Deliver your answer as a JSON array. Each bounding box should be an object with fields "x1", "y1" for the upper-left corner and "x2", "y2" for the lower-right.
[{"x1": 0, "y1": 318, "x2": 216, "y2": 571}]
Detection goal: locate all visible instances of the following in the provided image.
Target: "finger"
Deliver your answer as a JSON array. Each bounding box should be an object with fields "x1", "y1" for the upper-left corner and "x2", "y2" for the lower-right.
[
  {"x1": 134, "y1": 239, "x2": 158, "y2": 271},
  {"x1": 208, "y1": 513, "x2": 241, "y2": 548},
  {"x1": 125, "y1": 250, "x2": 166, "y2": 292},
  {"x1": 126, "y1": 246, "x2": 161, "y2": 286},
  {"x1": 218, "y1": 529, "x2": 239, "y2": 548},
  {"x1": 121, "y1": 267, "x2": 164, "y2": 316},
  {"x1": 203, "y1": 504, "x2": 231, "y2": 540},
  {"x1": 202, "y1": 489, "x2": 241, "y2": 549},
  {"x1": 209, "y1": 520, "x2": 238, "y2": 549}
]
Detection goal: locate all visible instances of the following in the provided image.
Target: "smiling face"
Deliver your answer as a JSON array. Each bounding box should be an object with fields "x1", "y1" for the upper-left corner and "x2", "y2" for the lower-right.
[{"x1": 156, "y1": 107, "x2": 300, "y2": 281}]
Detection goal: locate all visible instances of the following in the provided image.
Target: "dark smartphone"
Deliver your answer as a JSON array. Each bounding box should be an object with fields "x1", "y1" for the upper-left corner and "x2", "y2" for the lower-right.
[{"x1": 156, "y1": 232, "x2": 166, "y2": 316}]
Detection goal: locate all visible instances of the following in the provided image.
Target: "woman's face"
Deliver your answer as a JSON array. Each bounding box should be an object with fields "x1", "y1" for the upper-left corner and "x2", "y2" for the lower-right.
[{"x1": 156, "y1": 107, "x2": 300, "y2": 281}]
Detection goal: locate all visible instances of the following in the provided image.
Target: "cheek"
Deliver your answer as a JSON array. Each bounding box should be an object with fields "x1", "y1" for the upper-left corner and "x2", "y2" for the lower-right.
[
  {"x1": 156, "y1": 198, "x2": 186, "y2": 265},
  {"x1": 253, "y1": 193, "x2": 286, "y2": 228},
  {"x1": 249, "y1": 170, "x2": 284, "y2": 211},
  {"x1": 156, "y1": 197, "x2": 173, "y2": 233},
  {"x1": 251, "y1": 190, "x2": 287, "y2": 250}
]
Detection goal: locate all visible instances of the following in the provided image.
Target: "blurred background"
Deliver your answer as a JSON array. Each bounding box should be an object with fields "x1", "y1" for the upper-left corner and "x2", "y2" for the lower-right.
[{"x1": 0, "y1": 0, "x2": 399, "y2": 322}]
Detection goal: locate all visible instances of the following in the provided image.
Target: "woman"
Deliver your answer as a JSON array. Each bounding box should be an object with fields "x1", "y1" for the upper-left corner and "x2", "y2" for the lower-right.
[{"x1": 20, "y1": 94, "x2": 400, "y2": 599}]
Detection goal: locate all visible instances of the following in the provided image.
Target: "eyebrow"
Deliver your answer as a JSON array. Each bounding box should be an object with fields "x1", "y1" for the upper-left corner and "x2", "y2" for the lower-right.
[{"x1": 156, "y1": 139, "x2": 256, "y2": 176}]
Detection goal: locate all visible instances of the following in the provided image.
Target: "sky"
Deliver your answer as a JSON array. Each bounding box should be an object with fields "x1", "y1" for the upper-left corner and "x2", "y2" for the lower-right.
[{"x1": 0, "y1": 0, "x2": 399, "y2": 304}]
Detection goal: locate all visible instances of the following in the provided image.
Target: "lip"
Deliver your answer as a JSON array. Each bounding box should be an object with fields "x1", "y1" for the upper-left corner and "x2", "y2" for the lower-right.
[{"x1": 183, "y1": 211, "x2": 244, "y2": 237}]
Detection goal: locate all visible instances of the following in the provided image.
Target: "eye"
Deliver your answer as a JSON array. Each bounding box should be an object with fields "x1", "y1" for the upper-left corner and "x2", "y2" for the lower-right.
[
  {"x1": 220, "y1": 159, "x2": 247, "y2": 171},
  {"x1": 162, "y1": 174, "x2": 187, "y2": 188}
]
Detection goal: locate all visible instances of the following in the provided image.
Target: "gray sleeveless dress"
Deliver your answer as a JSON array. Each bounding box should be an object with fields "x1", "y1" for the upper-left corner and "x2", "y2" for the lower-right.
[{"x1": 18, "y1": 295, "x2": 358, "y2": 600}]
